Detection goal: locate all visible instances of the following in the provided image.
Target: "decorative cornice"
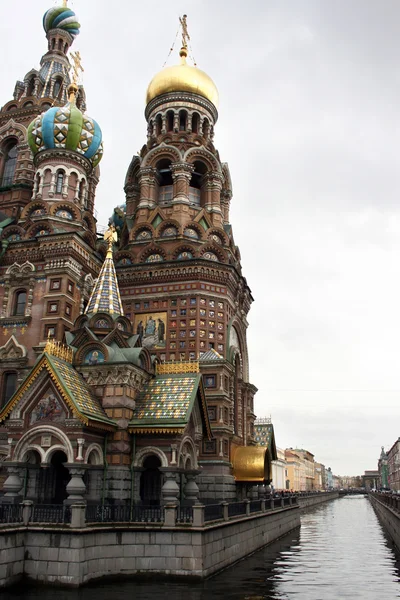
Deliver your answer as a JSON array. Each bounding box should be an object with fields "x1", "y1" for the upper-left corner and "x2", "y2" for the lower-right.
[{"x1": 145, "y1": 91, "x2": 218, "y2": 123}]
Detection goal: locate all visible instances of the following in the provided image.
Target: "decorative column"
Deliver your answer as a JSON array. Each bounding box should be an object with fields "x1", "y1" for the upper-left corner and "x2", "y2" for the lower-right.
[
  {"x1": 125, "y1": 183, "x2": 140, "y2": 218},
  {"x1": 138, "y1": 167, "x2": 157, "y2": 209},
  {"x1": 171, "y1": 162, "x2": 194, "y2": 205},
  {"x1": 1, "y1": 464, "x2": 24, "y2": 504},
  {"x1": 203, "y1": 171, "x2": 223, "y2": 217},
  {"x1": 160, "y1": 469, "x2": 180, "y2": 505},
  {"x1": 76, "y1": 438, "x2": 85, "y2": 461},
  {"x1": 65, "y1": 465, "x2": 86, "y2": 505},
  {"x1": 183, "y1": 470, "x2": 201, "y2": 505}
]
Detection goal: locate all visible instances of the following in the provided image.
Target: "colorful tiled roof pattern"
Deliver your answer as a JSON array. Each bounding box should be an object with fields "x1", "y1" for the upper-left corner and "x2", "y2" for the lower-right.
[
  {"x1": 48, "y1": 354, "x2": 114, "y2": 426},
  {"x1": 85, "y1": 252, "x2": 123, "y2": 318},
  {"x1": 131, "y1": 373, "x2": 201, "y2": 426},
  {"x1": 0, "y1": 353, "x2": 115, "y2": 430}
]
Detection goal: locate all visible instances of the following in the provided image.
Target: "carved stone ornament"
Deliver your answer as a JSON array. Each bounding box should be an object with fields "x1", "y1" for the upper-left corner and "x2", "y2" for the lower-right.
[{"x1": 0, "y1": 335, "x2": 27, "y2": 361}]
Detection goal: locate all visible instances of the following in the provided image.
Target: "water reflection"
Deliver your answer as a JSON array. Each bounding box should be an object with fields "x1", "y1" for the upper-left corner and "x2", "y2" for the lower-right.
[{"x1": 3, "y1": 496, "x2": 400, "y2": 599}]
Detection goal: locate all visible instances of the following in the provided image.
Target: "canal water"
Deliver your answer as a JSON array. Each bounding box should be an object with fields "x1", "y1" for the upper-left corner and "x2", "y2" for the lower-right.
[{"x1": 4, "y1": 495, "x2": 400, "y2": 599}]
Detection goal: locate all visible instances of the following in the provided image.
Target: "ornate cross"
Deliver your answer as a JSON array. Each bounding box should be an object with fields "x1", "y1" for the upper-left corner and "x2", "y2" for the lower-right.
[
  {"x1": 179, "y1": 14, "x2": 190, "y2": 48},
  {"x1": 70, "y1": 50, "x2": 84, "y2": 85}
]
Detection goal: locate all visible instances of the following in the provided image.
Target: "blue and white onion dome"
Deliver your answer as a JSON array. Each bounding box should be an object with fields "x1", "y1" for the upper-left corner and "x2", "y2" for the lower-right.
[
  {"x1": 27, "y1": 86, "x2": 103, "y2": 168},
  {"x1": 43, "y1": 6, "x2": 80, "y2": 38}
]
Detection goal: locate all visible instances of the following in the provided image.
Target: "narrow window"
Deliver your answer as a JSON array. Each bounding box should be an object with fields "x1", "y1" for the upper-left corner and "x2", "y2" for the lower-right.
[
  {"x1": 56, "y1": 171, "x2": 64, "y2": 194},
  {"x1": 13, "y1": 290, "x2": 26, "y2": 316},
  {"x1": 156, "y1": 115, "x2": 162, "y2": 136},
  {"x1": 166, "y1": 111, "x2": 174, "y2": 132},
  {"x1": 53, "y1": 79, "x2": 62, "y2": 99},
  {"x1": 2, "y1": 373, "x2": 17, "y2": 406},
  {"x1": 1, "y1": 142, "x2": 18, "y2": 187},
  {"x1": 179, "y1": 110, "x2": 187, "y2": 131},
  {"x1": 192, "y1": 113, "x2": 199, "y2": 134}
]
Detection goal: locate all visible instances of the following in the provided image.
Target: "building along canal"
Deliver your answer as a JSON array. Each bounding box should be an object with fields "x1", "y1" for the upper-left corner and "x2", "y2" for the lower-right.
[{"x1": 3, "y1": 494, "x2": 400, "y2": 599}]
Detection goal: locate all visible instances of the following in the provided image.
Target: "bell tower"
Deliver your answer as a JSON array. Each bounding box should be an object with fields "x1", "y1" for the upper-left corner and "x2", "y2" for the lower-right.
[{"x1": 115, "y1": 16, "x2": 257, "y2": 501}]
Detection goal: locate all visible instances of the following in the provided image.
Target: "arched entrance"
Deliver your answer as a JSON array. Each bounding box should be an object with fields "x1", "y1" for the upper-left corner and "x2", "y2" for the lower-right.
[
  {"x1": 38, "y1": 451, "x2": 70, "y2": 503},
  {"x1": 140, "y1": 455, "x2": 161, "y2": 505}
]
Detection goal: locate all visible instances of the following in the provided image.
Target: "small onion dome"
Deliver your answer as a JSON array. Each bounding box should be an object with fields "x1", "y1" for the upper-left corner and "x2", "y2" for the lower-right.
[
  {"x1": 27, "y1": 85, "x2": 103, "y2": 167},
  {"x1": 146, "y1": 47, "x2": 219, "y2": 108},
  {"x1": 43, "y1": 6, "x2": 80, "y2": 37}
]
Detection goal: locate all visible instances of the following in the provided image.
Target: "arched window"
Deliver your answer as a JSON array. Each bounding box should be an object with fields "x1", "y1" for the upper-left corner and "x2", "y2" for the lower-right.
[
  {"x1": 55, "y1": 171, "x2": 64, "y2": 194},
  {"x1": 13, "y1": 290, "x2": 26, "y2": 316},
  {"x1": 26, "y1": 78, "x2": 35, "y2": 97},
  {"x1": 179, "y1": 110, "x2": 187, "y2": 131},
  {"x1": 166, "y1": 110, "x2": 174, "y2": 132},
  {"x1": 2, "y1": 373, "x2": 17, "y2": 406},
  {"x1": 1, "y1": 142, "x2": 18, "y2": 187},
  {"x1": 192, "y1": 113, "x2": 200, "y2": 134},
  {"x1": 156, "y1": 159, "x2": 173, "y2": 204},
  {"x1": 156, "y1": 115, "x2": 162, "y2": 136},
  {"x1": 53, "y1": 79, "x2": 62, "y2": 100},
  {"x1": 189, "y1": 160, "x2": 207, "y2": 206}
]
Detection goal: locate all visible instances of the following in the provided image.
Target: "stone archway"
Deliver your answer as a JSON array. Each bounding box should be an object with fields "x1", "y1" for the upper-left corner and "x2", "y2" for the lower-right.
[
  {"x1": 140, "y1": 455, "x2": 162, "y2": 506},
  {"x1": 37, "y1": 450, "x2": 70, "y2": 504}
]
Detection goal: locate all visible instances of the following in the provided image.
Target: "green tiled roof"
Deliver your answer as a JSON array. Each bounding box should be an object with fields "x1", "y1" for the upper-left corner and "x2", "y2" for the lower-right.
[
  {"x1": 48, "y1": 354, "x2": 115, "y2": 427},
  {"x1": 130, "y1": 373, "x2": 201, "y2": 428},
  {"x1": 0, "y1": 352, "x2": 116, "y2": 430}
]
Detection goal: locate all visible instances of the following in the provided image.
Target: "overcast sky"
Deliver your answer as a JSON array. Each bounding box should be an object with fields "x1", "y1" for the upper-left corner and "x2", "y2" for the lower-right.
[{"x1": 1, "y1": 0, "x2": 400, "y2": 476}]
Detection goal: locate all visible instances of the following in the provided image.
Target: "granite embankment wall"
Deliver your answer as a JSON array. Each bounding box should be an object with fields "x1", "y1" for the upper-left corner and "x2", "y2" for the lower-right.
[
  {"x1": 0, "y1": 505, "x2": 300, "y2": 588},
  {"x1": 369, "y1": 493, "x2": 400, "y2": 551},
  {"x1": 297, "y1": 491, "x2": 339, "y2": 509}
]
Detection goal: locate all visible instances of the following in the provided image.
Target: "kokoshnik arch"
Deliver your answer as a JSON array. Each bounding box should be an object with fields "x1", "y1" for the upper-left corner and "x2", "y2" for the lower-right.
[{"x1": 0, "y1": 6, "x2": 276, "y2": 506}]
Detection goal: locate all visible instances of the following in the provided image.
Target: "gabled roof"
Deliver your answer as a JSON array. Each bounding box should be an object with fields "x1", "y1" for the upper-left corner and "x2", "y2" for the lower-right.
[
  {"x1": 0, "y1": 352, "x2": 116, "y2": 431},
  {"x1": 199, "y1": 348, "x2": 224, "y2": 362},
  {"x1": 129, "y1": 372, "x2": 211, "y2": 437}
]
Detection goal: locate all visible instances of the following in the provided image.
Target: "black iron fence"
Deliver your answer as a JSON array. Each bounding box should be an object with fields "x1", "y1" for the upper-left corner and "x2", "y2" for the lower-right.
[
  {"x1": 86, "y1": 504, "x2": 164, "y2": 523},
  {"x1": 31, "y1": 504, "x2": 71, "y2": 524},
  {"x1": 204, "y1": 503, "x2": 223, "y2": 522},
  {"x1": 177, "y1": 506, "x2": 194, "y2": 524},
  {"x1": 0, "y1": 503, "x2": 23, "y2": 524},
  {"x1": 228, "y1": 501, "x2": 247, "y2": 518},
  {"x1": 250, "y1": 500, "x2": 262, "y2": 513},
  {"x1": 371, "y1": 491, "x2": 400, "y2": 512}
]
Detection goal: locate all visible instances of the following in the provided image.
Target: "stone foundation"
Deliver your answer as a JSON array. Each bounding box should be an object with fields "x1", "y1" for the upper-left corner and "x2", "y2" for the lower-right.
[
  {"x1": 369, "y1": 493, "x2": 400, "y2": 551},
  {"x1": 0, "y1": 505, "x2": 299, "y2": 588}
]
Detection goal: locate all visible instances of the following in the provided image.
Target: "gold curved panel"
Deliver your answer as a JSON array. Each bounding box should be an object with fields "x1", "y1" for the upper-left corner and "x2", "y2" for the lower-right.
[
  {"x1": 232, "y1": 446, "x2": 271, "y2": 482},
  {"x1": 146, "y1": 64, "x2": 219, "y2": 108}
]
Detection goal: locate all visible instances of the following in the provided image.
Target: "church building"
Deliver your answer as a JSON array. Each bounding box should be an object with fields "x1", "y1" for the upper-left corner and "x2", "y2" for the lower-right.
[{"x1": 0, "y1": 4, "x2": 275, "y2": 506}]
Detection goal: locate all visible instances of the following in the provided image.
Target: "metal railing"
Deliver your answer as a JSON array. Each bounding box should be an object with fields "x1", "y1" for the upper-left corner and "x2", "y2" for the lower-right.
[
  {"x1": 204, "y1": 503, "x2": 223, "y2": 522},
  {"x1": 0, "y1": 503, "x2": 23, "y2": 524},
  {"x1": 31, "y1": 504, "x2": 71, "y2": 524},
  {"x1": 85, "y1": 504, "x2": 164, "y2": 524},
  {"x1": 371, "y1": 491, "x2": 400, "y2": 513},
  {"x1": 228, "y1": 502, "x2": 247, "y2": 518},
  {"x1": 176, "y1": 506, "x2": 193, "y2": 524},
  {"x1": 250, "y1": 500, "x2": 262, "y2": 513}
]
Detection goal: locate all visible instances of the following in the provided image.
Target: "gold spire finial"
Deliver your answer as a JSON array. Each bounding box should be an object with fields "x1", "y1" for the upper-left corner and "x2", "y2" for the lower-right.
[
  {"x1": 104, "y1": 224, "x2": 117, "y2": 258},
  {"x1": 62, "y1": 0, "x2": 68, "y2": 6}
]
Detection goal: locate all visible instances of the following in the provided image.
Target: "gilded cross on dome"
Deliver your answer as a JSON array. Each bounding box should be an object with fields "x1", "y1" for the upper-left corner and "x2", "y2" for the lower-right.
[
  {"x1": 179, "y1": 14, "x2": 190, "y2": 48},
  {"x1": 70, "y1": 50, "x2": 84, "y2": 85}
]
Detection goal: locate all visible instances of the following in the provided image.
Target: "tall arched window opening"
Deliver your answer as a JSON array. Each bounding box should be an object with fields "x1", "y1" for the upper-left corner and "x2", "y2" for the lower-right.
[
  {"x1": 202, "y1": 118, "x2": 210, "y2": 137},
  {"x1": 26, "y1": 78, "x2": 35, "y2": 97},
  {"x1": 155, "y1": 115, "x2": 162, "y2": 136},
  {"x1": 56, "y1": 171, "x2": 64, "y2": 194},
  {"x1": 166, "y1": 111, "x2": 174, "y2": 132},
  {"x1": 189, "y1": 161, "x2": 207, "y2": 206},
  {"x1": 157, "y1": 159, "x2": 173, "y2": 204},
  {"x1": 192, "y1": 113, "x2": 200, "y2": 134},
  {"x1": 13, "y1": 290, "x2": 27, "y2": 316},
  {"x1": 2, "y1": 373, "x2": 17, "y2": 407},
  {"x1": 179, "y1": 110, "x2": 187, "y2": 131},
  {"x1": 53, "y1": 79, "x2": 62, "y2": 100},
  {"x1": 1, "y1": 142, "x2": 18, "y2": 187}
]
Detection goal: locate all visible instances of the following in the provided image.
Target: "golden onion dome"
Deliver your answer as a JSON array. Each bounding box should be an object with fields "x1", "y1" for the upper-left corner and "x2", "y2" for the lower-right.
[{"x1": 146, "y1": 47, "x2": 219, "y2": 108}]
